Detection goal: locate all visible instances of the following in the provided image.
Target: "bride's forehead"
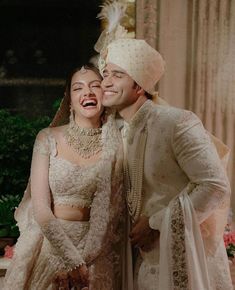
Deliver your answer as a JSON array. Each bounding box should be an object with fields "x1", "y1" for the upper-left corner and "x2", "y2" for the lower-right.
[{"x1": 71, "y1": 70, "x2": 101, "y2": 84}]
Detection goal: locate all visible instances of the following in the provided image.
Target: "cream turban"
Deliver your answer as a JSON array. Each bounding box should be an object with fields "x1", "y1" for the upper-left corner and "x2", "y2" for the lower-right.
[{"x1": 100, "y1": 38, "x2": 165, "y2": 94}]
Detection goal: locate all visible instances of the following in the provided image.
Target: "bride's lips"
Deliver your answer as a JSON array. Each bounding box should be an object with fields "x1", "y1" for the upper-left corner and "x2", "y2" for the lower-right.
[{"x1": 80, "y1": 97, "x2": 98, "y2": 109}]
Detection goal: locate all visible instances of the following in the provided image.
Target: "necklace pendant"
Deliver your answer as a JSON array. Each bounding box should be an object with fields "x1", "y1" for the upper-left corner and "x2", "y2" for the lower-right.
[{"x1": 65, "y1": 120, "x2": 102, "y2": 159}]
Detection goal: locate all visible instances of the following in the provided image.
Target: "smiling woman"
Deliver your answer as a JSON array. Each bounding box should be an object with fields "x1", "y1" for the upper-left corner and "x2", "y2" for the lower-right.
[
  {"x1": 3, "y1": 64, "x2": 126, "y2": 290},
  {"x1": 63, "y1": 66, "x2": 104, "y2": 160},
  {"x1": 69, "y1": 66, "x2": 103, "y2": 128}
]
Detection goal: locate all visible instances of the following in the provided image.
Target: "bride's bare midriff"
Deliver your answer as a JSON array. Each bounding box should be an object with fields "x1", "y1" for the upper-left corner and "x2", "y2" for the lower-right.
[{"x1": 53, "y1": 205, "x2": 90, "y2": 221}]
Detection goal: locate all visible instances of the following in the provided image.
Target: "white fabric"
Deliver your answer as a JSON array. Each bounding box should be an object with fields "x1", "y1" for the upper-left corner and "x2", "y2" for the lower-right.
[
  {"x1": 3, "y1": 114, "x2": 126, "y2": 290},
  {"x1": 159, "y1": 189, "x2": 211, "y2": 290},
  {"x1": 121, "y1": 100, "x2": 232, "y2": 290},
  {"x1": 182, "y1": 192, "x2": 210, "y2": 289},
  {"x1": 103, "y1": 38, "x2": 165, "y2": 94}
]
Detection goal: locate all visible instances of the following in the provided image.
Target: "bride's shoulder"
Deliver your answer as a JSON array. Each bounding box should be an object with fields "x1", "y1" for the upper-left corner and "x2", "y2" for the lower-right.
[
  {"x1": 35, "y1": 125, "x2": 68, "y2": 141},
  {"x1": 48, "y1": 124, "x2": 68, "y2": 137}
]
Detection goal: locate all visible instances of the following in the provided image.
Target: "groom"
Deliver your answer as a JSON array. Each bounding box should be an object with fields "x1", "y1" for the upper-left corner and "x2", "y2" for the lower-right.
[{"x1": 99, "y1": 38, "x2": 233, "y2": 290}]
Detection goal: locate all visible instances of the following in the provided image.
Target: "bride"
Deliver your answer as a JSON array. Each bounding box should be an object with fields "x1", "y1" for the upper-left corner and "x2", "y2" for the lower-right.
[{"x1": 3, "y1": 64, "x2": 125, "y2": 290}]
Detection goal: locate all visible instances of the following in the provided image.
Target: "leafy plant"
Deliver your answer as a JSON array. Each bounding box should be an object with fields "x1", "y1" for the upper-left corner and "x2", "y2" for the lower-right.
[
  {"x1": 0, "y1": 109, "x2": 50, "y2": 198},
  {"x1": 0, "y1": 194, "x2": 21, "y2": 237},
  {"x1": 0, "y1": 99, "x2": 60, "y2": 239}
]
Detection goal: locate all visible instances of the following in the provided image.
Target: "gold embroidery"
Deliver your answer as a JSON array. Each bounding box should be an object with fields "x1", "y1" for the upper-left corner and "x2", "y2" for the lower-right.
[{"x1": 170, "y1": 198, "x2": 188, "y2": 290}]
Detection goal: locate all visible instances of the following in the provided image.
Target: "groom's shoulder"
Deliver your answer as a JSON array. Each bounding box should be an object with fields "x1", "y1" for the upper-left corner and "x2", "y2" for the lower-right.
[{"x1": 150, "y1": 102, "x2": 189, "y2": 124}]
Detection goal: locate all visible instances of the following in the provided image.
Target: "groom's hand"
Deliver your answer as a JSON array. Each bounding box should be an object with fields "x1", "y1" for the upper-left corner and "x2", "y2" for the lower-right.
[{"x1": 130, "y1": 215, "x2": 160, "y2": 252}]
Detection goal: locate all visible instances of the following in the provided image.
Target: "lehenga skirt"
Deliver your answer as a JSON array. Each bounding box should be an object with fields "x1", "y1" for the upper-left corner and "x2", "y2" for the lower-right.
[{"x1": 3, "y1": 219, "x2": 117, "y2": 290}]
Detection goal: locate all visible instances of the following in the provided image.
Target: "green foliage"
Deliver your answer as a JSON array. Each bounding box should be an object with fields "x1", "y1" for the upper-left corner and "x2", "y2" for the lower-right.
[
  {"x1": 0, "y1": 100, "x2": 60, "y2": 239},
  {"x1": 52, "y1": 98, "x2": 62, "y2": 112},
  {"x1": 0, "y1": 109, "x2": 50, "y2": 198},
  {"x1": 226, "y1": 243, "x2": 235, "y2": 258},
  {"x1": 0, "y1": 194, "x2": 21, "y2": 237}
]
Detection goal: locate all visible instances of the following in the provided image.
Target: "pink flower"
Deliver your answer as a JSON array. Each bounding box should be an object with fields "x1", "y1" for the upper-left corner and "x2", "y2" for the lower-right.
[
  {"x1": 4, "y1": 245, "x2": 15, "y2": 259},
  {"x1": 224, "y1": 232, "x2": 235, "y2": 247}
]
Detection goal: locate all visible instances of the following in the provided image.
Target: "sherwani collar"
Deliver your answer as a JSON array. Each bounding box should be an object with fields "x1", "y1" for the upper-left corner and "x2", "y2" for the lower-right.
[
  {"x1": 123, "y1": 99, "x2": 153, "y2": 144},
  {"x1": 129, "y1": 99, "x2": 153, "y2": 129}
]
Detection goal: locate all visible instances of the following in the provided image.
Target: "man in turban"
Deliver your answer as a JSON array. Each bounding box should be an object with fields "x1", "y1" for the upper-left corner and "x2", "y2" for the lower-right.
[{"x1": 99, "y1": 38, "x2": 233, "y2": 290}]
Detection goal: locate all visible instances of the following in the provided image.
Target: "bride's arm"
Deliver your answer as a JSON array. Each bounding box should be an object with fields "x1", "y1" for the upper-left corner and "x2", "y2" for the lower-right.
[
  {"x1": 82, "y1": 154, "x2": 125, "y2": 265},
  {"x1": 31, "y1": 128, "x2": 85, "y2": 270}
]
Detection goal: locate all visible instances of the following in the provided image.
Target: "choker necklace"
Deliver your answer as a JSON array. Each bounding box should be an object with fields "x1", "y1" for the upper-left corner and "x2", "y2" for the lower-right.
[{"x1": 65, "y1": 117, "x2": 102, "y2": 159}]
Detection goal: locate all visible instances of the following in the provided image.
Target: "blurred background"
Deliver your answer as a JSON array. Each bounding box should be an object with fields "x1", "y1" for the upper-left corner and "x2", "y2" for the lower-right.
[{"x1": 0, "y1": 0, "x2": 102, "y2": 118}]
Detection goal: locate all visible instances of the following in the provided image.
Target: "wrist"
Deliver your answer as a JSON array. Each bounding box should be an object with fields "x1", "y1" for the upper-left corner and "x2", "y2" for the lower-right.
[{"x1": 68, "y1": 261, "x2": 86, "y2": 273}]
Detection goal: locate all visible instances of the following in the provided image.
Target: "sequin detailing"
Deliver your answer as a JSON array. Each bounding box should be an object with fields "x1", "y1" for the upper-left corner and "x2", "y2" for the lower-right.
[
  {"x1": 49, "y1": 156, "x2": 98, "y2": 208},
  {"x1": 170, "y1": 198, "x2": 188, "y2": 290},
  {"x1": 65, "y1": 116, "x2": 102, "y2": 159},
  {"x1": 3, "y1": 113, "x2": 125, "y2": 290}
]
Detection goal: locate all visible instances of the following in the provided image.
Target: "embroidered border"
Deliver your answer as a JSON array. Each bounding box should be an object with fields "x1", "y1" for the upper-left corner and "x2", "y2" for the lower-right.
[{"x1": 170, "y1": 198, "x2": 188, "y2": 290}]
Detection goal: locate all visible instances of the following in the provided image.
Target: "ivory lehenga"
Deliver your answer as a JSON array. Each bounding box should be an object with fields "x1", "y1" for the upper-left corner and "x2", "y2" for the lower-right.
[{"x1": 3, "y1": 97, "x2": 126, "y2": 290}]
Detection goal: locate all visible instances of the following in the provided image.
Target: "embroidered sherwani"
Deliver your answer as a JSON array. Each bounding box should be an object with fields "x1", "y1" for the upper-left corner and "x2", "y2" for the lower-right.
[{"x1": 122, "y1": 100, "x2": 233, "y2": 290}]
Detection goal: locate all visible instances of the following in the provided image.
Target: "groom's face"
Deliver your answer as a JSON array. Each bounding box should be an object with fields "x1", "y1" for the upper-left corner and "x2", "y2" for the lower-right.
[{"x1": 101, "y1": 63, "x2": 139, "y2": 110}]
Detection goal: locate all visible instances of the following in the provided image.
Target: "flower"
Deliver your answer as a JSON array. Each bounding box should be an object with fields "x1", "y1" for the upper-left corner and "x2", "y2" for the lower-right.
[
  {"x1": 4, "y1": 245, "x2": 15, "y2": 259},
  {"x1": 223, "y1": 209, "x2": 235, "y2": 259},
  {"x1": 224, "y1": 231, "x2": 235, "y2": 247},
  {"x1": 224, "y1": 230, "x2": 235, "y2": 258}
]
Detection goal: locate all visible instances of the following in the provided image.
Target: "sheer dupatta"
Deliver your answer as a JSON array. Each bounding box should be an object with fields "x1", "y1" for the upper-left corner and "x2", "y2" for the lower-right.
[
  {"x1": 158, "y1": 137, "x2": 230, "y2": 290},
  {"x1": 14, "y1": 92, "x2": 71, "y2": 232},
  {"x1": 5, "y1": 91, "x2": 126, "y2": 289}
]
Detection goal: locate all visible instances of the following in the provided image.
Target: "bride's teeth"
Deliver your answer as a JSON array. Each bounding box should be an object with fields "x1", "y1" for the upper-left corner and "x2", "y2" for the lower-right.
[
  {"x1": 82, "y1": 99, "x2": 97, "y2": 107},
  {"x1": 82, "y1": 100, "x2": 97, "y2": 106}
]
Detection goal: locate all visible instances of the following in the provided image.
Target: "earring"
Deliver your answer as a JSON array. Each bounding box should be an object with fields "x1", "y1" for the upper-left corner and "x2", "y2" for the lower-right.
[{"x1": 69, "y1": 106, "x2": 75, "y2": 123}]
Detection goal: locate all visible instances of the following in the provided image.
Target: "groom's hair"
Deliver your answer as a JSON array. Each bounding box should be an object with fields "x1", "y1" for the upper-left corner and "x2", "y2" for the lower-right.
[{"x1": 133, "y1": 82, "x2": 153, "y2": 100}]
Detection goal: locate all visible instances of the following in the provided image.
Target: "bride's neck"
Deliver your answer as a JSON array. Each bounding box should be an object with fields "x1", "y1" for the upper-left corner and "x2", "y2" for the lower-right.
[{"x1": 74, "y1": 116, "x2": 101, "y2": 129}]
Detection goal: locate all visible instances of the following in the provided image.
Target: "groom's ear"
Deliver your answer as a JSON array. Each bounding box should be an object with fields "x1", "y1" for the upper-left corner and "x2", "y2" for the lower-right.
[
  {"x1": 136, "y1": 86, "x2": 145, "y2": 97},
  {"x1": 133, "y1": 81, "x2": 144, "y2": 96}
]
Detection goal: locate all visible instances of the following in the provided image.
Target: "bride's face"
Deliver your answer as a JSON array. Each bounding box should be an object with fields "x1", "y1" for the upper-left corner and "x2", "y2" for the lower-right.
[{"x1": 70, "y1": 69, "x2": 104, "y2": 121}]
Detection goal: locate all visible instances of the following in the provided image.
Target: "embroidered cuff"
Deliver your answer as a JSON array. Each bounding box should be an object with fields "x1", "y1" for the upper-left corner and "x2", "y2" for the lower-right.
[{"x1": 41, "y1": 220, "x2": 85, "y2": 269}]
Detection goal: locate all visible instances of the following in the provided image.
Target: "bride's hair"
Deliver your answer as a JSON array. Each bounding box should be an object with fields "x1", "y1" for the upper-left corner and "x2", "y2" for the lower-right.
[{"x1": 64, "y1": 64, "x2": 102, "y2": 101}]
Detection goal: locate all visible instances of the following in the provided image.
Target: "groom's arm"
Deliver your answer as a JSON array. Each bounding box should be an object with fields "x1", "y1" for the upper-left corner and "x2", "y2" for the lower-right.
[{"x1": 130, "y1": 215, "x2": 160, "y2": 251}]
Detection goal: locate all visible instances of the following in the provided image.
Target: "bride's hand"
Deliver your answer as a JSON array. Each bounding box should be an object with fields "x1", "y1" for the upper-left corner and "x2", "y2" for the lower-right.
[
  {"x1": 69, "y1": 264, "x2": 89, "y2": 289},
  {"x1": 79, "y1": 264, "x2": 89, "y2": 288},
  {"x1": 52, "y1": 270, "x2": 70, "y2": 290}
]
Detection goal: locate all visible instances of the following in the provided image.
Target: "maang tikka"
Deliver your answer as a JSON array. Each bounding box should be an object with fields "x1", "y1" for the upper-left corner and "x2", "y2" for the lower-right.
[{"x1": 79, "y1": 66, "x2": 87, "y2": 74}]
